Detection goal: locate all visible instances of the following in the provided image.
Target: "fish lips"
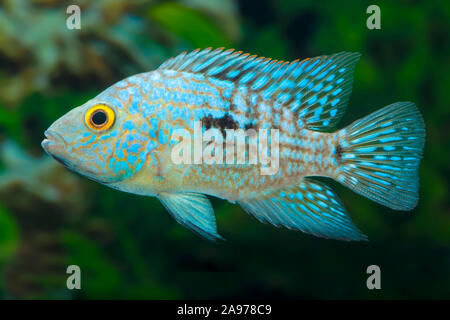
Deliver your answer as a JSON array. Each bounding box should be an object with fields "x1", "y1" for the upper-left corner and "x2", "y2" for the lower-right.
[
  {"x1": 42, "y1": 130, "x2": 75, "y2": 170},
  {"x1": 41, "y1": 129, "x2": 111, "y2": 185},
  {"x1": 42, "y1": 130, "x2": 66, "y2": 159}
]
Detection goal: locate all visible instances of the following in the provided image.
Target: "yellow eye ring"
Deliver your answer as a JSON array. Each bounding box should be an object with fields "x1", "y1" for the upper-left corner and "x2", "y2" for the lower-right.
[{"x1": 85, "y1": 104, "x2": 115, "y2": 131}]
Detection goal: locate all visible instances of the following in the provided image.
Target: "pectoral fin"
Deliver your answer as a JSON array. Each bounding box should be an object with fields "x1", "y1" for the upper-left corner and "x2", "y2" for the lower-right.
[{"x1": 158, "y1": 192, "x2": 223, "y2": 241}]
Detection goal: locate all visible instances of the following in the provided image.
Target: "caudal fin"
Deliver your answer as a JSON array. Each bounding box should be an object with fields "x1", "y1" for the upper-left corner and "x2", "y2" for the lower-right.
[{"x1": 335, "y1": 102, "x2": 425, "y2": 210}]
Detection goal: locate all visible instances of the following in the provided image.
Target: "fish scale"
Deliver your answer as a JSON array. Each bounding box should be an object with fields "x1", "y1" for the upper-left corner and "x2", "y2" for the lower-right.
[{"x1": 42, "y1": 47, "x2": 425, "y2": 242}]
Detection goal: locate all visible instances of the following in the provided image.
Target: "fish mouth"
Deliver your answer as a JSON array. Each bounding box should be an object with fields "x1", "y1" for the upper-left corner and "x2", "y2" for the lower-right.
[
  {"x1": 42, "y1": 129, "x2": 72, "y2": 169},
  {"x1": 42, "y1": 130, "x2": 71, "y2": 169},
  {"x1": 42, "y1": 130, "x2": 111, "y2": 185},
  {"x1": 42, "y1": 130, "x2": 66, "y2": 155}
]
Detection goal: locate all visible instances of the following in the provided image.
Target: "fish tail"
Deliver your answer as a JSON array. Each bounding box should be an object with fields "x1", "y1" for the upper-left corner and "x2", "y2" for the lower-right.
[{"x1": 334, "y1": 102, "x2": 425, "y2": 210}]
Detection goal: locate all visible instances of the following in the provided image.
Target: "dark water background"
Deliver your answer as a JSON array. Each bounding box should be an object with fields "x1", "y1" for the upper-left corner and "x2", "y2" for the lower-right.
[{"x1": 0, "y1": 0, "x2": 448, "y2": 299}]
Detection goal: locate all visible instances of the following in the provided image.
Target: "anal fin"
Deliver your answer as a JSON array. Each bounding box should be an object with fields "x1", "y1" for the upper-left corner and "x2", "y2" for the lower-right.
[
  {"x1": 158, "y1": 192, "x2": 223, "y2": 241},
  {"x1": 238, "y1": 178, "x2": 367, "y2": 241}
]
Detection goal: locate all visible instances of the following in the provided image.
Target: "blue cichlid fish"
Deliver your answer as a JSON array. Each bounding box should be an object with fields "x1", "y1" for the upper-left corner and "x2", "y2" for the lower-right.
[{"x1": 42, "y1": 48, "x2": 425, "y2": 241}]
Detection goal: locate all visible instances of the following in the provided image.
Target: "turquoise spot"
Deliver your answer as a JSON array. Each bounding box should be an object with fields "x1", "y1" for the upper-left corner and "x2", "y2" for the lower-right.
[
  {"x1": 313, "y1": 83, "x2": 324, "y2": 92},
  {"x1": 308, "y1": 95, "x2": 317, "y2": 105},
  {"x1": 305, "y1": 61, "x2": 319, "y2": 72},
  {"x1": 318, "y1": 201, "x2": 328, "y2": 208},
  {"x1": 272, "y1": 67, "x2": 285, "y2": 79},
  {"x1": 299, "y1": 204, "x2": 309, "y2": 213},
  {"x1": 331, "y1": 99, "x2": 340, "y2": 107},
  {"x1": 129, "y1": 143, "x2": 141, "y2": 153},
  {"x1": 332, "y1": 88, "x2": 342, "y2": 96},
  {"x1": 310, "y1": 183, "x2": 322, "y2": 191},
  {"x1": 319, "y1": 97, "x2": 328, "y2": 105},
  {"x1": 120, "y1": 161, "x2": 129, "y2": 170},
  {"x1": 317, "y1": 71, "x2": 328, "y2": 79},
  {"x1": 227, "y1": 70, "x2": 240, "y2": 78},
  {"x1": 358, "y1": 146, "x2": 376, "y2": 152},
  {"x1": 380, "y1": 137, "x2": 402, "y2": 143},
  {"x1": 130, "y1": 100, "x2": 140, "y2": 114},
  {"x1": 240, "y1": 72, "x2": 255, "y2": 84},
  {"x1": 158, "y1": 130, "x2": 167, "y2": 144},
  {"x1": 298, "y1": 79, "x2": 308, "y2": 87},
  {"x1": 252, "y1": 76, "x2": 268, "y2": 90},
  {"x1": 146, "y1": 140, "x2": 157, "y2": 151},
  {"x1": 128, "y1": 155, "x2": 137, "y2": 164},
  {"x1": 330, "y1": 108, "x2": 338, "y2": 117},
  {"x1": 314, "y1": 106, "x2": 323, "y2": 117},
  {"x1": 123, "y1": 121, "x2": 135, "y2": 130}
]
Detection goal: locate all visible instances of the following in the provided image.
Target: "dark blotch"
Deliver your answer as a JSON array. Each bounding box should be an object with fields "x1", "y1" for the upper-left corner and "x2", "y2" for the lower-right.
[
  {"x1": 335, "y1": 144, "x2": 344, "y2": 161},
  {"x1": 201, "y1": 113, "x2": 239, "y2": 137},
  {"x1": 244, "y1": 122, "x2": 255, "y2": 130}
]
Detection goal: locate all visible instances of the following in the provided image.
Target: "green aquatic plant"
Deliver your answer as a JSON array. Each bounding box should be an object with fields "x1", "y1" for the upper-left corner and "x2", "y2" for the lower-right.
[{"x1": 0, "y1": 0, "x2": 239, "y2": 106}]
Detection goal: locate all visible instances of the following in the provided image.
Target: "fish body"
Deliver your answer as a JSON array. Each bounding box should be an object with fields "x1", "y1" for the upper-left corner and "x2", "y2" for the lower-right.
[{"x1": 42, "y1": 48, "x2": 425, "y2": 241}]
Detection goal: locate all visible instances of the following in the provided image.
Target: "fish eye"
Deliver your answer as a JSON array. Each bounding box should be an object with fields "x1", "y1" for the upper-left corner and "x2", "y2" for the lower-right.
[{"x1": 85, "y1": 104, "x2": 115, "y2": 131}]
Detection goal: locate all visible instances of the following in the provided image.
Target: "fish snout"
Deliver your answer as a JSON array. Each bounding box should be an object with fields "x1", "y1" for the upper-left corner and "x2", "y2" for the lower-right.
[{"x1": 42, "y1": 130, "x2": 66, "y2": 156}]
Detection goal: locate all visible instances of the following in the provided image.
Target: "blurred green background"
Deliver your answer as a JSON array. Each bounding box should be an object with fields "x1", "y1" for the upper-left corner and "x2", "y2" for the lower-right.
[{"x1": 0, "y1": 0, "x2": 449, "y2": 299}]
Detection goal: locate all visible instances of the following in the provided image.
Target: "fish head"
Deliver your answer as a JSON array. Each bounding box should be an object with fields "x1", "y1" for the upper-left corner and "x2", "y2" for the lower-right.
[{"x1": 42, "y1": 83, "x2": 154, "y2": 185}]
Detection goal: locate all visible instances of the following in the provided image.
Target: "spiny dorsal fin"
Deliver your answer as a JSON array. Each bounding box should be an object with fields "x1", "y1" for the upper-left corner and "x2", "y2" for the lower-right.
[{"x1": 158, "y1": 48, "x2": 361, "y2": 131}]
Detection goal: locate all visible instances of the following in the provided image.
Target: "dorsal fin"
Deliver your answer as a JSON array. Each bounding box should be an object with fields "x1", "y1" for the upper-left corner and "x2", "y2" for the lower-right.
[{"x1": 158, "y1": 48, "x2": 361, "y2": 131}]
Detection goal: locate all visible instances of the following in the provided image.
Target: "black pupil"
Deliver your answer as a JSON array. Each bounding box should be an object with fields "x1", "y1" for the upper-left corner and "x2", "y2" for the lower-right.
[{"x1": 92, "y1": 111, "x2": 107, "y2": 126}]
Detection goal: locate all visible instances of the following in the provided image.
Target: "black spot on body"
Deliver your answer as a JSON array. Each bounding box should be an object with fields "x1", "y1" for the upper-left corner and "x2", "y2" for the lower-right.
[
  {"x1": 202, "y1": 115, "x2": 214, "y2": 130},
  {"x1": 244, "y1": 123, "x2": 255, "y2": 130},
  {"x1": 201, "y1": 113, "x2": 239, "y2": 138},
  {"x1": 335, "y1": 144, "x2": 344, "y2": 161}
]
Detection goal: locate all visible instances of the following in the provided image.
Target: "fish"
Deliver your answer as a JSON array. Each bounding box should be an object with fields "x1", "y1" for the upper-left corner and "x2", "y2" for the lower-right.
[{"x1": 41, "y1": 47, "x2": 425, "y2": 241}]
